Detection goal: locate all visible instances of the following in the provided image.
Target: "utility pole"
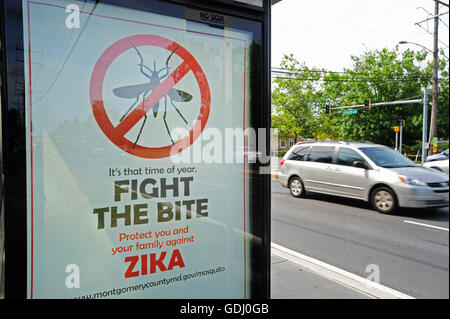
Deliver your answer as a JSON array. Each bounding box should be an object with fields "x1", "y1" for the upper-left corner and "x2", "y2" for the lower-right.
[
  {"x1": 422, "y1": 87, "x2": 428, "y2": 163},
  {"x1": 428, "y1": 0, "x2": 439, "y2": 156}
]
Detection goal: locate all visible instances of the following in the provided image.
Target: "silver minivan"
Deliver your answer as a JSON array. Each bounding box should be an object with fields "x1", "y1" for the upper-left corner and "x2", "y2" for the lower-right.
[{"x1": 278, "y1": 141, "x2": 449, "y2": 213}]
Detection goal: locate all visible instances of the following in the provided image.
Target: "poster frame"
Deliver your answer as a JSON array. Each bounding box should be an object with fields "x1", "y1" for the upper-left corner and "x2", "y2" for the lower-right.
[{"x1": 0, "y1": 0, "x2": 271, "y2": 299}]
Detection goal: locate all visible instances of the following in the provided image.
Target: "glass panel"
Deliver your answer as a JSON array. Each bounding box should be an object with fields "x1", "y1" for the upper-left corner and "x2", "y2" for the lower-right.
[
  {"x1": 0, "y1": 58, "x2": 5, "y2": 299},
  {"x1": 22, "y1": 0, "x2": 261, "y2": 298},
  {"x1": 0, "y1": 194, "x2": 4, "y2": 298},
  {"x1": 307, "y1": 146, "x2": 335, "y2": 163},
  {"x1": 234, "y1": 0, "x2": 264, "y2": 7},
  {"x1": 336, "y1": 148, "x2": 365, "y2": 167},
  {"x1": 360, "y1": 147, "x2": 416, "y2": 168},
  {"x1": 289, "y1": 145, "x2": 309, "y2": 161}
]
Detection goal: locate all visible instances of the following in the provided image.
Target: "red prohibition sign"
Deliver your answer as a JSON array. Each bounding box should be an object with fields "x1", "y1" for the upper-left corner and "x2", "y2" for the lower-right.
[{"x1": 90, "y1": 34, "x2": 211, "y2": 159}]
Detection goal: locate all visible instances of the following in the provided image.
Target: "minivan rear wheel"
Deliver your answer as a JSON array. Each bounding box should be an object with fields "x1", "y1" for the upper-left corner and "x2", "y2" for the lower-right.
[
  {"x1": 371, "y1": 187, "x2": 397, "y2": 214},
  {"x1": 289, "y1": 177, "x2": 306, "y2": 198}
]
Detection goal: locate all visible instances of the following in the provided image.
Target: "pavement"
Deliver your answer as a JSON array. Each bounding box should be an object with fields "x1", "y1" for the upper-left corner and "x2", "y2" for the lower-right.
[{"x1": 271, "y1": 254, "x2": 371, "y2": 299}]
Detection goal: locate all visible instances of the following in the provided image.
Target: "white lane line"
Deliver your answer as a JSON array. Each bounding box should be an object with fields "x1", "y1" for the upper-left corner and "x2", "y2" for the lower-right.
[
  {"x1": 271, "y1": 242, "x2": 415, "y2": 299},
  {"x1": 404, "y1": 220, "x2": 449, "y2": 232}
]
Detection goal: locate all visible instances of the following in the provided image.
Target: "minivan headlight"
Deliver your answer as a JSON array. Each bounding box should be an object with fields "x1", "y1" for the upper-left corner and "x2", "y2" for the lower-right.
[{"x1": 399, "y1": 175, "x2": 426, "y2": 186}]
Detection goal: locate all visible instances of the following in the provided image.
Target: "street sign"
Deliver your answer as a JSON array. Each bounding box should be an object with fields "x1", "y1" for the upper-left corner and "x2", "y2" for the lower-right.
[
  {"x1": 344, "y1": 109, "x2": 358, "y2": 114},
  {"x1": 394, "y1": 126, "x2": 400, "y2": 132},
  {"x1": 433, "y1": 137, "x2": 438, "y2": 153}
]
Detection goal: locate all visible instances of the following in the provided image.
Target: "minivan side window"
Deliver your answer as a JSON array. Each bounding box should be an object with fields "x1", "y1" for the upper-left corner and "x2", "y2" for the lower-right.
[
  {"x1": 307, "y1": 146, "x2": 335, "y2": 163},
  {"x1": 288, "y1": 146, "x2": 310, "y2": 161},
  {"x1": 336, "y1": 148, "x2": 365, "y2": 167}
]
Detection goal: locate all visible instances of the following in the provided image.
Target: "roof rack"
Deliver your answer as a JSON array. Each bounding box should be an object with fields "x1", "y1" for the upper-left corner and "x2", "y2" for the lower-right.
[
  {"x1": 341, "y1": 140, "x2": 374, "y2": 144},
  {"x1": 295, "y1": 140, "x2": 374, "y2": 145}
]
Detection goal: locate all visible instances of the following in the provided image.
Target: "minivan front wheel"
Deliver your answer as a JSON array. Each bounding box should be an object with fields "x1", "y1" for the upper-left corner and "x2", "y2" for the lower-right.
[
  {"x1": 371, "y1": 187, "x2": 397, "y2": 214},
  {"x1": 289, "y1": 177, "x2": 306, "y2": 198}
]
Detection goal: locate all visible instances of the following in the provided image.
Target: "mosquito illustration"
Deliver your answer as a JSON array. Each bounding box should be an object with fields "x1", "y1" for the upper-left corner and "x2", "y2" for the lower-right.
[{"x1": 112, "y1": 39, "x2": 192, "y2": 150}]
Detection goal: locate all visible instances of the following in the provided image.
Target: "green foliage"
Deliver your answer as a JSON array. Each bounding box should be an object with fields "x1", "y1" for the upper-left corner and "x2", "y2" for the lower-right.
[
  {"x1": 272, "y1": 48, "x2": 449, "y2": 148},
  {"x1": 403, "y1": 140, "x2": 423, "y2": 154},
  {"x1": 272, "y1": 54, "x2": 327, "y2": 140},
  {"x1": 438, "y1": 140, "x2": 449, "y2": 153}
]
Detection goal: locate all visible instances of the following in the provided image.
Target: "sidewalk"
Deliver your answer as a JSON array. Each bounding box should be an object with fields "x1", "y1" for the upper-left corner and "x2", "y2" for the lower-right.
[
  {"x1": 270, "y1": 158, "x2": 370, "y2": 299},
  {"x1": 271, "y1": 254, "x2": 371, "y2": 299},
  {"x1": 271, "y1": 156, "x2": 281, "y2": 181}
]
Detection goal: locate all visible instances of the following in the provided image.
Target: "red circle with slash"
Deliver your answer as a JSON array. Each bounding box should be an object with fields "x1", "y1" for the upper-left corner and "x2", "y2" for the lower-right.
[{"x1": 90, "y1": 34, "x2": 211, "y2": 159}]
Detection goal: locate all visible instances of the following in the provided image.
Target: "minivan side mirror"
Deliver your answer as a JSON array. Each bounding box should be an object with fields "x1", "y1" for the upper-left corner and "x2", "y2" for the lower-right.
[{"x1": 353, "y1": 160, "x2": 368, "y2": 169}]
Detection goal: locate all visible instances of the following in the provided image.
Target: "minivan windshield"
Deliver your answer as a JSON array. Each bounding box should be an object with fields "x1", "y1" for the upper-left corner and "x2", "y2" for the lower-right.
[{"x1": 359, "y1": 147, "x2": 417, "y2": 168}]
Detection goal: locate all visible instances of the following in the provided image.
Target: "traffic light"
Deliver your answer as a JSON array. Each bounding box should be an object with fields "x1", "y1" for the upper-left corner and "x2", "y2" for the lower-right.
[
  {"x1": 364, "y1": 99, "x2": 371, "y2": 109},
  {"x1": 325, "y1": 104, "x2": 330, "y2": 114}
]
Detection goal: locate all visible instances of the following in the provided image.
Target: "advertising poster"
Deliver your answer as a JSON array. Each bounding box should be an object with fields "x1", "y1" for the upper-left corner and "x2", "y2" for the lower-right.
[{"x1": 23, "y1": 0, "x2": 252, "y2": 298}]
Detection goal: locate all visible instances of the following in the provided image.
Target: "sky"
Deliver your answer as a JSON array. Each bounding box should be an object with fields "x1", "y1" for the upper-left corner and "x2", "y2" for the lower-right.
[{"x1": 271, "y1": 0, "x2": 450, "y2": 71}]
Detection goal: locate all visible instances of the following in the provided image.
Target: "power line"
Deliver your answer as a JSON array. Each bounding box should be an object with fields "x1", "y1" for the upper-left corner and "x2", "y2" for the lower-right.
[
  {"x1": 273, "y1": 52, "x2": 434, "y2": 76},
  {"x1": 271, "y1": 68, "x2": 432, "y2": 79},
  {"x1": 415, "y1": 10, "x2": 449, "y2": 26},
  {"x1": 272, "y1": 72, "x2": 431, "y2": 80},
  {"x1": 271, "y1": 62, "x2": 434, "y2": 77},
  {"x1": 415, "y1": 22, "x2": 450, "y2": 49},
  {"x1": 33, "y1": 1, "x2": 99, "y2": 104},
  {"x1": 271, "y1": 70, "x2": 432, "y2": 82},
  {"x1": 271, "y1": 76, "x2": 430, "y2": 84}
]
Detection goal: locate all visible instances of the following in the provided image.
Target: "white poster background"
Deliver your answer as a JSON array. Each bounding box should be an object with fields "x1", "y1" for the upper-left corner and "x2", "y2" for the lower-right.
[{"x1": 23, "y1": 0, "x2": 252, "y2": 298}]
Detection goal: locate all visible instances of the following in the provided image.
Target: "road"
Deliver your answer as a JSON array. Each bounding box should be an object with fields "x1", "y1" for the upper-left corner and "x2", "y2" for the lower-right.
[{"x1": 271, "y1": 180, "x2": 449, "y2": 299}]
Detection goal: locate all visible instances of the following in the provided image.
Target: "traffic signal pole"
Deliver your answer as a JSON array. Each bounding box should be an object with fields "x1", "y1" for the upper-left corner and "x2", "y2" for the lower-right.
[
  {"x1": 422, "y1": 87, "x2": 429, "y2": 163},
  {"x1": 399, "y1": 119, "x2": 404, "y2": 154},
  {"x1": 327, "y1": 97, "x2": 428, "y2": 155},
  {"x1": 331, "y1": 99, "x2": 422, "y2": 111},
  {"x1": 395, "y1": 130, "x2": 399, "y2": 151}
]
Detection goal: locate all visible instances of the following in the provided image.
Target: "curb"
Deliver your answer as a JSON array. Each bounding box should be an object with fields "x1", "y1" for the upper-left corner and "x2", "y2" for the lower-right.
[{"x1": 271, "y1": 243, "x2": 415, "y2": 299}]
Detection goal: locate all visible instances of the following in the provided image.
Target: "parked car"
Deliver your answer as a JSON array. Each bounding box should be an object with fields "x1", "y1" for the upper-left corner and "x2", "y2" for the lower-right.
[
  {"x1": 423, "y1": 158, "x2": 449, "y2": 176},
  {"x1": 279, "y1": 141, "x2": 449, "y2": 213},
  {"x1": 425, "y1": 149, "x2": 449, "y2": 163},
  {"x1": 423, "y1": 149, "x2": 449, "y2": 176}
]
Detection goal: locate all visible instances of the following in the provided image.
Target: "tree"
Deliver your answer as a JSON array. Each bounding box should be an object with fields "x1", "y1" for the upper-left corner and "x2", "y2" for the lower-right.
[
  {"x1": 272, "y1": 48, "x2": 449, "y2": 149},
  {"x1": 272, "y1": 54, "x2": 332, "y2": 140},
  {"x1": 321, "y1": 47, "x2": 435, "y2": 148}
]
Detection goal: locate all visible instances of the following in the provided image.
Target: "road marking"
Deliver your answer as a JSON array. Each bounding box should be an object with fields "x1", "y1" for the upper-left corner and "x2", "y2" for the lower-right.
[
  {"x1": 404, "y1": 220, "x2": 449, "y2": 232},
  {"x1": 271, "y1": 242, "x2": 415, "y2": 299}
]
